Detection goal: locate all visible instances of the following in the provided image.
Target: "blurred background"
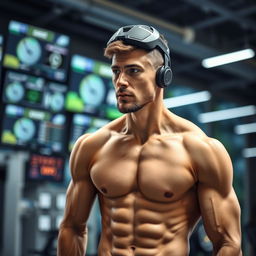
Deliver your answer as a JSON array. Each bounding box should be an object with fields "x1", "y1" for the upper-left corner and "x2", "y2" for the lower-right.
[{"x1": 0, "y1": 0, "x2": 255, "y2": 255}]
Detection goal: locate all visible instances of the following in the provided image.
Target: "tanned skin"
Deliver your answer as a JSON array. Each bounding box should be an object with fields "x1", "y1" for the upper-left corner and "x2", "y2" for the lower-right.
[{"x1": 58, "y1": 46, "x2": 242, "y2": 255}]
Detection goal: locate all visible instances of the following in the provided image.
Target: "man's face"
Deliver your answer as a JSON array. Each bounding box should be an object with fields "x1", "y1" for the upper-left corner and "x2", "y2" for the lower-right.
[{"x1": 111, "y1": 49, "x2": 158, "y2": 113}]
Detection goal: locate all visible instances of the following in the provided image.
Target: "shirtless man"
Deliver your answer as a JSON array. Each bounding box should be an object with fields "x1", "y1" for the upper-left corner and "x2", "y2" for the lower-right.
[{"x1": 57, "y1": 25, "x2": 242, "y2": 256}]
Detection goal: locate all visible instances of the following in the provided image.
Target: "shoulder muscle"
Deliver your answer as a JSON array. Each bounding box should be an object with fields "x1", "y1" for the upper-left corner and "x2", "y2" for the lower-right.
[
  {"x1": 70, "y1": 129, "x2": 110, "y2": 182},
  {"x1": 184, "y1": 135, "x2": 233, "y2": 196}
]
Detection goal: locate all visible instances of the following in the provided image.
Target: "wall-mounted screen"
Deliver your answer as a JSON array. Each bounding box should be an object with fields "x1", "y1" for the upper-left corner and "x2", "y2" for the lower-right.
[
  {"x1": 38, "y1": 192, "x2": 52, "y2": 209},
  {"x1": 56, "y1": 193, "x2": 66, "y2": 210},
  {"x1": 3, "y1": 20, "x2": 70, "y2": 82},
  {"x1": 65, "y1": 54, "x2": 122, "y2": 119},
  {"x1": 0, "y1": 104, "x2": 66, "y2": 153},
  {"x1": 27, "y1": 154, "x2": 64, "y2": 183},
  {"x1": 3, "y1": 71, "x2": 67, "y2": 112},
  {"x1": 69, "y1": 113, "x2": 109, "y2": 151},
  {"x1": 38, "y1": 215, "x2": 51, "y2": 231}
]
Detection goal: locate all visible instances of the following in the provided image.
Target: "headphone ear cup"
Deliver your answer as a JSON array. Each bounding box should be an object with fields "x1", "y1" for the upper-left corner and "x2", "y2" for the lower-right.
[{"x1": 156, "y1": 66, "x2": 173, "y2": 88}]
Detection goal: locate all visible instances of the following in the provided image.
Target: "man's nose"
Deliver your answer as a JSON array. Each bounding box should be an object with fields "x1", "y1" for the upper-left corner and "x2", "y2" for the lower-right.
[{"x1": 116, "y1": 72, "x2": 129, "y2": 88}]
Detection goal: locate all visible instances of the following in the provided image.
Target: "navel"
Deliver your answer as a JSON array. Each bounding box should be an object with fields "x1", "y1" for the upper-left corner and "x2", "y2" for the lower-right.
[
  {"x1": 130, "y1": 245, "x2": 136, "y2": 251},
  {"x1": 164, "y1": 191, "x2": 173, "y2": 198},
  {"x1": 101, "y1": 187, "x2": 108, "y2": 194}
]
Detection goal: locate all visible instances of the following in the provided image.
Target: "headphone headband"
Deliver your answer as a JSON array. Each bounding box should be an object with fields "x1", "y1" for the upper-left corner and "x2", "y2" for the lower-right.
[{"x1": 107, "y1": 25, "x2": 170, "y2": 64}]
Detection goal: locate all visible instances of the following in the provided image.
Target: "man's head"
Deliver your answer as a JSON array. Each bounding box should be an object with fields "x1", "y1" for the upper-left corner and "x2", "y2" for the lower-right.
[
  {"x1": 104, "y1": 25, "x2": 172, "y2": 113},
  {"x1": 105, "y1": 25, "x2": 172, "y2": 88}
]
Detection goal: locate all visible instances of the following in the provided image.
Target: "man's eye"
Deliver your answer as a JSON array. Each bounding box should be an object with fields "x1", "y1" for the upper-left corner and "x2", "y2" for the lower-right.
[
  {"x1": 112, "y1": 69, "x2": 120, "y2": 75},
  {"x1": 129, "y1": 68, "x2": 140, "y2": 74}
]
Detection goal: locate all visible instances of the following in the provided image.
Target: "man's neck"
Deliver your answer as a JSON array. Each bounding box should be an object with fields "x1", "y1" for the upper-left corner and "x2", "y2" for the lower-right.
[{"x1": 124, "y1": 100, "x2": 173, "y2": 144}]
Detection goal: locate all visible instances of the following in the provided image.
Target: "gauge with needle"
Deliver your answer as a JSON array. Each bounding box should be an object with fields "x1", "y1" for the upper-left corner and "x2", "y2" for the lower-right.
[
  {"x1": 13, "y1": 117, "x2": 36, "y2": 142},
  {"x1": 49, "y1": 52, "x2": 63, "y2": 69},
  {"x1": 5, "y1": 82, "x2": 25, "y2": 103},
  {"x1": 49, "y1": 92, "x2": 65, "y2": 112},
  {"x1": 17, "y1": 37, "x2": 42, "y2": 66},
  {"x1": 79, "y1": 74, "x2": 106, "y2": 107}
]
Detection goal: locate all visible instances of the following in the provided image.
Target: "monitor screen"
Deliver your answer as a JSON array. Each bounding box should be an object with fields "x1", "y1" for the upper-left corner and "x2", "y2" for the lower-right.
[
  {"x1": 38, "y1": 215, "x2": 51, "y2": 231},
  {"x1": 1, "y1": 104, "x2": 66, "y2": 153},
  {"x1": 69, "y1": 113, "x2": 109, "y2": 151},
  {"x1": 27, "y1": 153, "x2": 64, "y2": 183},
  {"x1": 38, "y1": 192, "x2": 52, "y2": 209},
  {"x1": 3, "y1": 71, "x2": 67, "y2": 112},
  {"x1": 3, "y1": 20, "x2": 70, "y2": 82},
  {"x1": 56, "y1": 193, "x2": 66, "y2": 210},
  {"x1": 65, "y1": 54, "x2": 122, "y2": 119}
]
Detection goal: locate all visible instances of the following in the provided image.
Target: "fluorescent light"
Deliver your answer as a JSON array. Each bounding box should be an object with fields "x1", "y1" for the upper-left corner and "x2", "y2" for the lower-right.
[
  {"x1": 164, "y1": 91, "x2": 211, "y2": 108},
  {"x1": 242, "y1": 147, "x2": 256, "y2": 158},
  {"x1": 234, "y1": 122, "x2": 256, "y2": 134},
  {"x1": 198, "y1": 105, "x2": 256, "y2": 123},
  {"x1": 202, "y1": 48, "x2": 255, "y2": 68}
]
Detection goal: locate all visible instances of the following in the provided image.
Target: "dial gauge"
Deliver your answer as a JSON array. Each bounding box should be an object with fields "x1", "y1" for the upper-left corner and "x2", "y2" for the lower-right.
[
  {"x1": 14, "y1": 117, "x2": 36, "y2": 142},
  {"x1": 5, "y1": 82, "x2": 25, "y2": 102},
  {"x1": 79, "y1": 74, "x2": 106, "y2": 107},
  {"x1": 48, "y1": 52, "x2": 63, "y2": 69},
  {"x1": 49, "y1": 92, "x2": 65, "y2": 112},
  {"x1": 17, "y1": 37, "x2": 41, "y2": 66}
]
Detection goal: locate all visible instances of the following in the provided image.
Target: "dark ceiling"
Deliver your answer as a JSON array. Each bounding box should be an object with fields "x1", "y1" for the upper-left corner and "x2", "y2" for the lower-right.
[{"x1": 0, "y1": 0, "x2": 256, "y2": 105}]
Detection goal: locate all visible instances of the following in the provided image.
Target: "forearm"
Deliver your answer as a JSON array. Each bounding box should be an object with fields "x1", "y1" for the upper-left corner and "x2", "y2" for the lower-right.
[
  {"x1": 213, "y1": 245, "x2": 242, "y2": 256},
  {"x1": 57, "y1": 227, "x2": 88, "y2": 256}
]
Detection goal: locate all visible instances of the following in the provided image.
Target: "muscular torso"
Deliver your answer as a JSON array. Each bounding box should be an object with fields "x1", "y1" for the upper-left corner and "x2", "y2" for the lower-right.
[{"x1": 89, "y1": 130, "x2": 201, "y2": 256}]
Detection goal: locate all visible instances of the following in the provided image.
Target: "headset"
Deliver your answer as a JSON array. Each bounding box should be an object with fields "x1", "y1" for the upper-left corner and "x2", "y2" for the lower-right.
[{"x1": 107, "y1": 25, "x2": 173, "y2": 88}]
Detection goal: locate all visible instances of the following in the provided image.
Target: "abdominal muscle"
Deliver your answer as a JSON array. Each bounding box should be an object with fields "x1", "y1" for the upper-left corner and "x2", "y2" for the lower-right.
[{"x1": 97, "y1": 189, "x2": 200, "y2": 256}]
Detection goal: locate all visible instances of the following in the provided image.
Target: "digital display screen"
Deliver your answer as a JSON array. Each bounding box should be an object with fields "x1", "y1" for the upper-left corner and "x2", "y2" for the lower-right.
[
  {"x1": 3, "y1": 20, "x2": 70, "y2": 82},
  {"x1": 3, "y1": 71, "x2": 67, "y2": 112},
  {"x1": 56, "y1": 194, "x2": 66, "y2": 210},
  {"x1": 69, "y1": 113, "x2": 109, "y2": 151},
  {"x1": 65, "y1": 54, "x2": 122, "y2": 119},
  {"x1": 1, "y1": 104, "x2": 66, "y2": 153},
  {"x1": 38, "y1": 215, "x2": 51, "y2": 231},
  {"x1": 38, "y1": 192, "x2": 52, "y2": 209},
  {"x1": 27, "y1": 154, "x2": 64, "y2": 182}
]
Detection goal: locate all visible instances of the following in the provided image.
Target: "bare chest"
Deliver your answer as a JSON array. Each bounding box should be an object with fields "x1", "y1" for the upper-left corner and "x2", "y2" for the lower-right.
[{"x1": 90, "y1": 136, "x2": 197, "y2": 202}]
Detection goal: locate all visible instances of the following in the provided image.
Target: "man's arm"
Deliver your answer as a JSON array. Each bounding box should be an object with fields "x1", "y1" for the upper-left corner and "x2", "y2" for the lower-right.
[
  {"x1": 187, "y1": 136, "x2": 242, "y2": 255},
  {"x1": 57, "y1": 134, "x2": 97, "y2": 256}
]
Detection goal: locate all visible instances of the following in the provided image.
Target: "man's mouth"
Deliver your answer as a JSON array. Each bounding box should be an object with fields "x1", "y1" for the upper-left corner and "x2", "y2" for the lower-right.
[{"x1": 117, "y1": 93, "x2": 133, "y2": 98}]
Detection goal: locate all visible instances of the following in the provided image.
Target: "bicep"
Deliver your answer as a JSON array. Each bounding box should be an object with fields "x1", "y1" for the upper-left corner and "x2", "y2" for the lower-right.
[
  {"x1": 198, "y1": 184, "x2": 241, "y2": 248},
  {"x1": 61, "y1": 134, "x2": 97, "y2": 232},
  {"x1": 196, "y1": 140, "x2": 241, "y2": 250},
  {"x1": 62, "y1": 179, "x2": 97, "y2": 231},
  {"x1": 192, "y1": 137, "x2": 241, "y2": 250}
]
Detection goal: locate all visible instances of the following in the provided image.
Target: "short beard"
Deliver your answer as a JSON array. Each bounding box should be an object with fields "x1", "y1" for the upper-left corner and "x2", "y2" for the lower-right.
[{"x1": 118, "y1": 103, "x2": 144, "y2": 113}]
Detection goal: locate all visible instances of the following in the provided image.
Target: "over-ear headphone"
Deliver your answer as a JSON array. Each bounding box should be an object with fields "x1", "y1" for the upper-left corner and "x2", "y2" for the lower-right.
[{"x1": 107, "y1": 25, "x2": 173, "y2": 88}]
